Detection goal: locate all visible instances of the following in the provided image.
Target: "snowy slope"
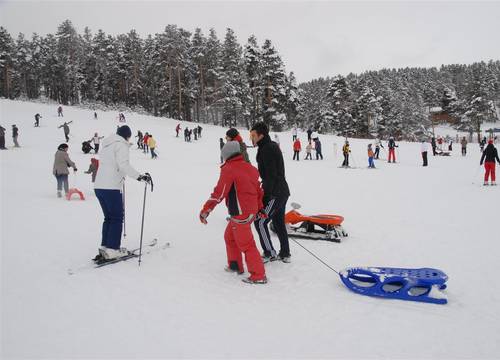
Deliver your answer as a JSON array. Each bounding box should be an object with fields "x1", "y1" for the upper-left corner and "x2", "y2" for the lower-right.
[{"x1": 1, "y1": 99, "x2": 500, "y2": 359}]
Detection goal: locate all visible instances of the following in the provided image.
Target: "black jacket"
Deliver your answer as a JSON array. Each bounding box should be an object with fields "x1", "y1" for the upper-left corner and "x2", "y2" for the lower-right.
[
  {"x1": 480, "y1": 144, "x2": 500, "y2": 164},
  {"x1": 256, "y1": 135, "x2": 290, "y2": 203}
]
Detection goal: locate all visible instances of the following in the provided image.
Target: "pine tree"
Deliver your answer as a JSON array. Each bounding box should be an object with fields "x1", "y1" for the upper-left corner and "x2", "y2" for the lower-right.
[{"x1": 0, "y1": 27, "x2": 14, "y2": 98}]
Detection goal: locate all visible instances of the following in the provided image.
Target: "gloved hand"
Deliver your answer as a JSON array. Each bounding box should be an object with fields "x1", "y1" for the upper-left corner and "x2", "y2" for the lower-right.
[
  {"x1": 137, "y1": 173, "x2": 152, "y2": 183},
  {"x1": 199, "y1": 210, "x2": 211, "y2": 224}
]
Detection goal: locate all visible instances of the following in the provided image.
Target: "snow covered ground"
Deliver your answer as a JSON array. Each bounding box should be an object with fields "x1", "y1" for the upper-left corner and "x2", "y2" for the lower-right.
[{"x1": 1, "y1": 99, "x2": 500, "y2": 359}]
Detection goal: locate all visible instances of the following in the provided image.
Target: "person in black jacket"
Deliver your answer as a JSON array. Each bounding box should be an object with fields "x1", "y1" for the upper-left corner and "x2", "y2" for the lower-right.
[
  {"x1": 250, "y1": 122, "x2": 291, "y2": 263},
  {"x1": 480, "y1": 139, "x2": 500, "y2": 186}
]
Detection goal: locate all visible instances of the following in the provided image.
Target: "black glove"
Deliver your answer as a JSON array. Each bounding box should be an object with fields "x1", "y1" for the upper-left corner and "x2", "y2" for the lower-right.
[{"x1": 137, "y1": 173, "x2": 152, "y2": 183}]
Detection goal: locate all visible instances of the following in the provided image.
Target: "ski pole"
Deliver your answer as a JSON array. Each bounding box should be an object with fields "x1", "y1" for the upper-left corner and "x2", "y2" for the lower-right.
[
  {"x1": 138, "y1": 173, "x2": 153, "y2": 266},
  {"x1": 122, "y1": 183, "x2": 126, "y2": 238},
  {"x1": 290, "y1": 238, "x2": 339, "y2": 275}
]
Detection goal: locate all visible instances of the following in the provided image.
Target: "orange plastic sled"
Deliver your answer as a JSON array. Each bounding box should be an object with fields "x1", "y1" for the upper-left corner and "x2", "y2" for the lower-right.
[{"x1": 66, "y1": 188, "x2": 85, "y2": 201}]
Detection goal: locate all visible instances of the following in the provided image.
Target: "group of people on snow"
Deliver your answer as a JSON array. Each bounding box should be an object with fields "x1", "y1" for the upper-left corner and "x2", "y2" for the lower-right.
[
  {"x1": 182, "y1": 124, "x2": 203, "y2": 142},
  {"x1": 135, "y1": 130, "x2": 158, "y2": 159},
  {"x1": 0, "y1": 124, "x2": 20, "y2": 149}
]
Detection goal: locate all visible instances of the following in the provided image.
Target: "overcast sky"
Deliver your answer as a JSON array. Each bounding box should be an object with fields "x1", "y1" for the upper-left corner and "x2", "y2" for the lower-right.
[{"x1": 1, "y1": 0, "x2": 499, "y2": 82}]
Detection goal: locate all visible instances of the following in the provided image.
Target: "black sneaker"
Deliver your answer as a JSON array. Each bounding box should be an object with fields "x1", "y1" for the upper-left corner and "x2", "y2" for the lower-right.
[
  {"x1": 279, "y1": 255, "x2": 291, "y2": 263},
  {"x1": 242, "y1": 276, "x2": 268, "y2": 284},
  {"x1": 262, "y1": 254, "x2": 279, "y2": 263},
  {"x1": 224, "y1": 266, "x2": 244, "y2": 275}
]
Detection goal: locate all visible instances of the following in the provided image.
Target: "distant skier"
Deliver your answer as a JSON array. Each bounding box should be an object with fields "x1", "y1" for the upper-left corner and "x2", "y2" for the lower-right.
[
  {"x1": 342, "y1": 141, "x2": 350, "y2": 167},
  {"x1": 219, "y1": 138, "x2": 225, "y2": 164},
  {"x1": 184, "y1": 127, "x2": 189, "y2": 142},
  {"x1": 85, "y1": 157, "x2": 99, "y2": 183},
  {"x1": 226, "y1": 128, "x2": 250, "y2": 163},
  {"x1": 12, "y1": 125, "x2": 20, "y2": 147},
  {"x1": 199, "y1": 141, "x2": 267, "y2": 284},
  {"x1": 421, "y1": 140, "x2": 429, "y2": 167},
  {"x1": 0, "y1": 125, "x2": 7, "y2": 149},
  {"x1": 374, "y1": 138, "x2": 383, "y2": 159},
  {"x1": 431, "y1": 137, "x2": 437, "y2": 156},
  {"x1": 307, "y1": 127, "x2": 312, "y2": 142},
  {"x1": 136, "y1": 130, "x2": 143, "y2": 149},
  {"x1": 91, "y1": 132, "x2": 104, "y2": 154},
  {"x1": 448, "y1": 140, "x2": 453, "y2": 151},
  {"x1": 388, "y1": 136, "x2": 398, "y2": 163},
  {"x1": 81, "y1": 140, "x2": 93, "y2": 154},
  {"x1": 480, "y1": 137, "x2": 487, "y2": 153},
  {"x1": 148, "y1": 134, "x2": 158, "y2": 159},
  {"x1": 176, "y1": 124, "x2": 181, "y2": 137},
  {"x1": 305, "y1": 140, "x2": 312, "y2": 160},
  {"x1": 94, "y1": 111, "x2": 98, "y2": 120},
  {"x1": 193, "y1": 127, "x2": 198, "y2": 141},
  {"x1": 292, "y1": 126, "x2": 298, "y2": 141},
  {"x1": 480, "y1": 139, "x2": 500, "y2": 186},
  {"x1": 93, "y1": 125, "x2": 151, "y2": 261},
  {"x1": 250, "y1": 122, "x2": 291, "y2": 263},
  {"x1": 314, "y1": 138, "x2": 323, "y2": 160},
  {"x1": 118, "y1": 113, "x2": 126, "y2": 122},
  {"x1": 34, "y1": 113, "x2": 41, "y2": 127},
  {"x1": 197, "y1": 125, "x2": 203, "y2": 138},
  {"x1": 293, "y1": 138, "x2": 301, "y2": 161},
  {"x1": 57, "y1": 105, "x2": 63, "y2": 117},
  {"x1": 52, "y1": 143, "x2": 77, "y2": 198},
  {"x1": 58, "y1": 121, "x2": 72, "y2": 142},
  {"x1": 459, "y1": 136, "x2": 467, "y2": 156},
  {"x1": 368, "y1": 144, "x2": 375, "y2": 168}
]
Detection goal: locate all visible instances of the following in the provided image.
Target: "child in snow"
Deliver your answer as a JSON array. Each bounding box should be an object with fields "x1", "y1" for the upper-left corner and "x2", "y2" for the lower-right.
[
  {"x1": 34, "y1": 113, "x2": 41, "y2": 127},
  {"x1": 480, "y1": 139, "x2": 500, "y2": 186},
  {"x1": 421, "y1": 140, "x2": 429, "y2": 167},
  {"x1": 226, "y1": 128, "x2": 250, "y2": 163},
  {"x1": 57, "y1": 105, "x2": 63, "y2": 117},
  {"x1": 293, "y1": 138, "x2": 301, "y2": 161},
  {"x1": 91, "y1": 133, "x2": 104, "y2": 154},
  {"x1": 148, "y1": 135, "x2": 158, "y2": 159},
  {"x1": 374, "y1": 138, "x2": 383, "y2": 159},
  {"x1": 53, "y1": 143, "x2": 77, "y2": 198},
  {"x1": 85, "y1": 157, "x2": 99, "y2": 183},
  {"x1": 342, "y1": 141, "x2": 350, "y2": 167},
  {"x1": 368, "y1": 144, "x2": 375, "y2": 168},
  {"x1": 199, "y1": 141, "x2": 267, "y2": 284},
  {"x1": 12, "y1": 125, "x2": 19, "y2": 147},
  {"x1": 305, "y1": 141, "x2": 312, "y2": 160},
  {"x1": 388, "y1": 136, "x2": 398, "y2": 163},
  {"x1": 143, "y1": 133, "x2": 150, "y2": 153}
]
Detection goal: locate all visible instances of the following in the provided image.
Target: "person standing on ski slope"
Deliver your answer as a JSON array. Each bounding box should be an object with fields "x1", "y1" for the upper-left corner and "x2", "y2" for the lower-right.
[
  {"x1": 94, "y1": 125, "x2": 151, "y2": 260},
  {"x1": 197, "y1": 125, "x2": 203, "y2": 138},
  {"x1": 0, "y1": 125, "x2": 6, "y2": 149},
  {"x1": 184, "y1": 127, "x2": 189, "y2": 142},
  {"x1": 135, "y1": 130, "x2": 143, "y2": 149},
  {"x1": 314, "y1": 138, "x2": 323, "y2": 160},
  {"x1": 292, "y1": 126, "x2": 298, "y2": 141},
  {"x1": 91, "y1": 133, "x2": 104, "y2": 154},
  {"x1": 293, "y1": 138, "x2": 301, "y2": 161},
  {"x1": 34, "y1": 113, "x2": 41, "y2": 127},
  {"x1": 57, "y1": 105, "x2": 63, "y2": 117},
  {"x1": 342, "y1": 140, "x2": 350, "y2": 167},
  {"x1": 305, "y1": 140, "x2": 312, "y2": 160},
  {"x1": 176, "y1": 124, "x2": 181, "y2": 137},
  {"x1": 219, "y1": 138, "x2": 225, "y2": 164},
  {"x1": 480, "y1": 139, "x2": 500, "y2": 186},
  {"x1": 461, "y1": 136, "x2": 467, "y2": 156},
  {"x1": 143, "y1": 132, "x2": 150, "y2": 153},
  {"x1": 374, "y1": 138, "x2": 383, "y2": 159},
  {"x1": 193, "y1": 127, "x2": 198, "y2": 141},
  {"x1": 199, "y1": 141, "x2": 267, "y2": 284},
  {"x1": 367, "y1": 144, "x2": 375, "y2": 168},
  {"x1": 226, "y1": 128, "x2": 250, "y2": 163},
  {"x1": 387, "y1": 136, "x2": 398, "y2": 163},
  {"x1": 421, "y1": 140, "x2": 429, "y2": 167},
  {"x1": 85, "y1": 157, "x2": 99, "y2": 183},
  {"x1": 12, "y1": 125, "x2": 20, "y2": 147},
  {"x1": 307, "y1": 127, "x2": 313, "y2": 142},
  {"x1": 431, "y1": 137, "x2": 437, "y2": 156},
  {"x1": 480, "y1": 137, "x2": 487, "y2": 153},
  {"x1": 250, "y1": 122, "x2": 291, "y2": 263},
  {"x1": 148, "y1": 134, "x2": 158, "y2": 159},
  {"x1": 52, "y1": 143, "x2": 77, "y2": 197},
  {"x1": 58, "y1": 121, "x2": 72, "y2": 143}
]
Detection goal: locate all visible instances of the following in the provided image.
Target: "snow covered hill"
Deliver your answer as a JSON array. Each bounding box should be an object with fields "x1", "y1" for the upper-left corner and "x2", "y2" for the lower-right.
[{"x1": 1, "y1": 99, "x2": 499, "y2": 359}]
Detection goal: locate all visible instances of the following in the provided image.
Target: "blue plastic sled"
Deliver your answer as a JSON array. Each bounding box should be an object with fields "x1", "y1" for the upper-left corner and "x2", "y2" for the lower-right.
[{"x1": 340, "y1": 267, "x2": 448, "y2": 304}]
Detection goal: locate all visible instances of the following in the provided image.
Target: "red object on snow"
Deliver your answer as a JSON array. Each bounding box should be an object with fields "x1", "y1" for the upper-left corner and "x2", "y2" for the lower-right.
[{"x1": 66, "y1": 188, "x2": 85, "y2": 201}]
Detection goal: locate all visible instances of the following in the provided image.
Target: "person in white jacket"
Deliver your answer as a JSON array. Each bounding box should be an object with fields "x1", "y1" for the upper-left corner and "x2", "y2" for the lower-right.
[
  {"x1": 421, "y1": 140, "x2": 429, "y2": 167},
  {"x1": 94, "y1": 125, "x2": 151, "y2": 260}
]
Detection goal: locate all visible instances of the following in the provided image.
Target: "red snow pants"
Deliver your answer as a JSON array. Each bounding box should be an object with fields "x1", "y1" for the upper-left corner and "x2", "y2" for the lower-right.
[
  {"x1": 388, "y1": 148, "x2": 396, "y2": 162},
  {"x1": 484, "y1": 162, "x2": 496, "y2": 182},
  {"x1": 224, "y1": 216, "x2": 266, "y2": 281}
]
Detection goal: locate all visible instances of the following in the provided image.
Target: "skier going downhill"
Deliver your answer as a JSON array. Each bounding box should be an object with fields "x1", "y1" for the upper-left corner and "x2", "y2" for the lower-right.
[
  {"x1": 93, "y1": 125, "x2": 151, "y2": 261},
  {"x1": 199, "y1": 141, "x2": 267, "y2": 284}
]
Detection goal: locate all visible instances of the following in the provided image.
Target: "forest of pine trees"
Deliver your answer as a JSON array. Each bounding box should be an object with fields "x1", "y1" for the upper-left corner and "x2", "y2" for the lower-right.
[{"x1": 1, "y1": 20, "x2": 499, "y2": 139}]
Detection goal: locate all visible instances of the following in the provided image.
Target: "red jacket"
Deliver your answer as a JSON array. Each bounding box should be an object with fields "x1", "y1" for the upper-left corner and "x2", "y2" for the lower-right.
[
  {"x1": 203, "y1": 155, "x2": 263, "y2": 217},
  {"x1": 293, "y1": 139, "x2": 301, "y2": 151},
  {"x1": 143, "y1": 135, "x2": 149, "y2": 144}
]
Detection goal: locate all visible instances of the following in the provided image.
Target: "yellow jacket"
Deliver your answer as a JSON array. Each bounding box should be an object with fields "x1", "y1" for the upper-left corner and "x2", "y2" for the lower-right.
[{"x1": 147, "y1": 137, "x2": 156, "y2": 148}]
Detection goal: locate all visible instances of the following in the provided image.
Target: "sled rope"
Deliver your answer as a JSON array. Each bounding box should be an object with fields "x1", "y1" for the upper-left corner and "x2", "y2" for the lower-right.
[{"x1": 290, "y1": 238, "x2": 339, "y2": 275}]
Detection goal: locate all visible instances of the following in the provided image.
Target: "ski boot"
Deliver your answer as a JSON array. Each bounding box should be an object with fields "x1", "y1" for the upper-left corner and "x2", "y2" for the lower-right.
[{"x1": 242, "y1": 276, "x2": 268, "y2": 284}]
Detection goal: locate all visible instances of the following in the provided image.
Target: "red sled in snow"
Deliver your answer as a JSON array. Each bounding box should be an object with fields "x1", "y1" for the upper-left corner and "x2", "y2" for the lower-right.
[
  {"x1": 66, "y1": 188, "x2": 85, "y2": 201},
  {"x1": 271, "y1": 203, "x2": 348, "y2": 242}
]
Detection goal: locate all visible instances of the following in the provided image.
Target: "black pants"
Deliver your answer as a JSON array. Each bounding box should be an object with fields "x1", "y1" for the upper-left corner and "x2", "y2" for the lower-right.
[
  {"x1": 292, "y1": 135, "x2": 297, "y2": 141},
  {"x1": 462, "y1": 147, "x2": 466, "y2": 156},
  {"x1": 432, "y1": 145, "x2": 437, "y2": 156},
  {"x1": 254, "y1": 196, "x2": 290, "y2": 258},
  {"x1": 0, "y1": 136, "x2": 5, "y2": 149},
  {"x1": 94, "y1": 144, "x2": 100, "y2": 154},
  {"x1": 65, "y1": 133, "x2": 69, "y2": 142},
  {"x1": 374, "y1": 148, "x2": 380, "y2": 159},
  {"x1": 305, "y1": 152, "x2": 312, "y2": 160},
  {"x1": 422, "y1": 151, "x2": 428, "y2": 166},
  {"x1": 293, "y1": 150, "x2": 300, "y2": 161},
  {"x1": 316, "y1": 151, "x2": 323, "y2": 160},
  {"x1": 342, "y1": 153, "x2": 349, "y2": 166}
]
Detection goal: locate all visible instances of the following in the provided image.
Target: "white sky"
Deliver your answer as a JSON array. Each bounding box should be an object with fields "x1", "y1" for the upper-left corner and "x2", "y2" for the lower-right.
[{"x1": 1, "y1": 0, "x2": 499, "y2": 82}]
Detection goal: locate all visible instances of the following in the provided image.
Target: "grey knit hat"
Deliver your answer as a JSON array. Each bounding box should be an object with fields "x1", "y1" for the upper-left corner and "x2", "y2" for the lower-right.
[{"x1": 221, "y1": 141, "x2": 241, "y2": 161}]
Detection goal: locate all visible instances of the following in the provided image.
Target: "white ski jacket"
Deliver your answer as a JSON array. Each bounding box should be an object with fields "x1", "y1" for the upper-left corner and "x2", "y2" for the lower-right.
[{"x1": 94, "y1": 134, "x2": 140, "y2": 190}]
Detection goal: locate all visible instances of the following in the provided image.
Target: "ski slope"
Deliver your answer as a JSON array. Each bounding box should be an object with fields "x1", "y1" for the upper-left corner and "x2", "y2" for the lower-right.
[{"x1": 1, "y1": 99, "x2": 499, "y2": 359}]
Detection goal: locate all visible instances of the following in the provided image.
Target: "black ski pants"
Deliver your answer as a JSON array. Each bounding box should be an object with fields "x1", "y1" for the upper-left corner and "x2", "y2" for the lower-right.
[{"x1": 254, "y1": 196, "x2": 290, "y2": 258}]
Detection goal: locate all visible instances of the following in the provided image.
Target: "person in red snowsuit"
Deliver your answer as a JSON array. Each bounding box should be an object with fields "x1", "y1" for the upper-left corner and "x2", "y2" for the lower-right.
[
  {"x1": 480, "y1": 139, "x2": 500, "y2": 186},
  {"x1": 293, "y1": 138, "x2": 301, "y2": 161},
  {"x1": 199, "y1": 141, "x2": 267, "y2": 284},
  {"x1": 175, "y1": 124, "x2": 181, "y2": 137}
]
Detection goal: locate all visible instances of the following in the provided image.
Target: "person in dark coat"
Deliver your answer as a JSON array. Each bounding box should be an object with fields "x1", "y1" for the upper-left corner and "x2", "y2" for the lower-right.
[
  {"x1": 12, "y1": 125, "x2": 20, "y2": 147},
  {"x1": 314, "y1": 138, "x2": 323, "y2": 160},
  {"x1": 307, "y1": 128, "x2": 313, "y2": 142},
  {"x1": 250, "y1": 122, "x2": 291, "y2": 263},
  {"x1": 197, "y1": 125, "x2": 203, "y2": 138},
  {"x1": 58, "y1": 121, "x2": 72, "y2": 142},
  {"x1": 82, "y1": 141, "x2": 93, "y2": 154},
  {"x1": 480, "y1": 139, "x2": 500, "y2": 186},
  {"x1": 0, "y1": 125, "x2": 7, "y2": 149},
  {"x1": 136, "y1": 130, "x2": 143, "y2": 149},
  {"x1": 34, "y1": 113, "x2": 41, "y2": 127},
  {"x1": 431, "y1": 137, "x2": 437, "y2": 156}
]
